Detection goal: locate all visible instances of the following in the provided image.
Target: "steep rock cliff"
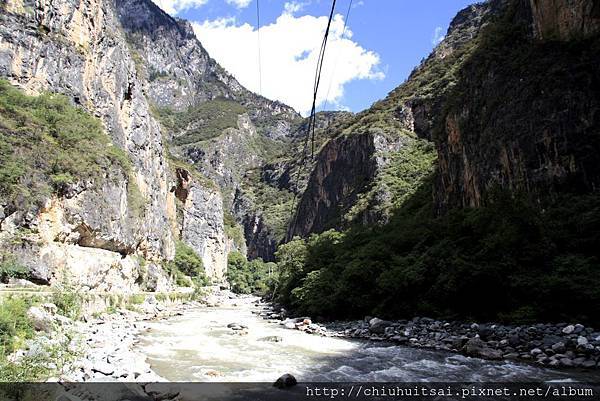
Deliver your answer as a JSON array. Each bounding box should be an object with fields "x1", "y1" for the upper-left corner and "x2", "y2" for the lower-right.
[
  {"x1": 113, "y1": 0, "x2": 303, "y2": 260},
  {"x1": 288, "y1": 0, "x2": 600, "y2": 239},
  {"x1": 286, "y1": 1, "x2": 502, "y2": 238},
  {"x1": 171, "y1": 167, "x2": 227, "y2": 281},
  {"x1": 0, "y1": 0, "x2": 179, "y2": 289},
  {"x1": 434, "y1": 0, "x2": 600, "y2": 211}
]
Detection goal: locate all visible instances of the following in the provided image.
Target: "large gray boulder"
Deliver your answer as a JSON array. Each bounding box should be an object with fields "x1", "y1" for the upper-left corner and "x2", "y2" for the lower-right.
[
  {"x1": 369, "y1": 317, "x2": 393, "y2": 334},
  {"x1": 463, "y1": 338, "x2": 503, "y2": 360}
]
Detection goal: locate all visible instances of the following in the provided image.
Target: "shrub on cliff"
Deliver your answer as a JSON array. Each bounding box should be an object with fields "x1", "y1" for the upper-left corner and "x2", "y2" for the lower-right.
[
  {"x1": 166, "y1": 241, "x2": 209, "y2": 287},
  {"x1": 0, "y1": 79, "x2": 131, "y2": 212}
]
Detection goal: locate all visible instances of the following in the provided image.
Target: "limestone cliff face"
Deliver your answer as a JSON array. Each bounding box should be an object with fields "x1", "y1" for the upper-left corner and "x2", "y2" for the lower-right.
[
  {"x1": 112, "y1": 0, "x2": 302, "y2": 261},
  {"x1": 434, "y1": 0, "x2": 600, "y2": 211},
  {"x1": 289, "y1": 0, "x2": 600, "y2": 239},
  {"x1": 287, "y1": 133, "x2": 407, "y2": 238},
  {"x1": 286, "y1": 1, "x2": 501, "y2": 238},
  {"x1": 0, "y1": 0, "x2": 176, "y2": 288},
  {"x1": 530, "y1": 0, "x2": 600, "y2": 40},
  {"x1": 171, "y1": 168, "x2": 227, "y2": 281}
]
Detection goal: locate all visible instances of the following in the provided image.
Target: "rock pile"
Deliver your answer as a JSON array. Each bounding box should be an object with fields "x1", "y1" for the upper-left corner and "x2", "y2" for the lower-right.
[{"x1": 259, "y1": 303, "x2": 599, "y2": 369}]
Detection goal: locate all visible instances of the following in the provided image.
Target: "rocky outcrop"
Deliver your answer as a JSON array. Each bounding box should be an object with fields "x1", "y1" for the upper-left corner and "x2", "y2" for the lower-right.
[
  {"x1": 530, "y1": 0, "x2": 600, "y2": 40},
  {"x1": 179, "y1": 180, "x2": 227, "y2": 282},
  {"x1": 288, "y1": 0, "x2": 600, "y2": 239},
  {"x1": 170, "y1": 167, "x2": 227, "y2": 280},
  {"x1": 287, "y1": 133, "x2": 408, "y2": 238},
  {"x1": 113, "y1": 0, "x2": 303, "y2": 261},
  {"x1": 0, "y1": 0, "x2": 176, "y2": 289},
  {"x1": 434, "y1": 0, "x2": 600, "y2": 211}
]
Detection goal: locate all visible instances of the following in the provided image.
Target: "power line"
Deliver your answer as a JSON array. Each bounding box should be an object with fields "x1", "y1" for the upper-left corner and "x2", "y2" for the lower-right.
[
  {"x1": 256, "y1": 0, "x2": 263, "y2": 95},
  {"x1": 323, "y1": 0, "x2": 353, "y2": 111},
  {"x1": 307, "y1": 0, "x2": 337, "y2": 158},
  {"x1": 287, "y1": 0, "x2": 338, "y2": 234}
]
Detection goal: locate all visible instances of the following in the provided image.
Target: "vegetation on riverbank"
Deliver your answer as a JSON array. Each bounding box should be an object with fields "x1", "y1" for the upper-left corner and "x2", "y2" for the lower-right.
[
  {"x1": 226, "y1": 251, "x2": 276, "y2": 296},
  {"x1": 164, "y1": 241, "x2": 210, "y2": 288},
  {"x1": 272, "y1": 182, "x2": 600, "y2": 325},
  {"x1": 0, "y1": 293, "x2": 80, "y2": 381}
]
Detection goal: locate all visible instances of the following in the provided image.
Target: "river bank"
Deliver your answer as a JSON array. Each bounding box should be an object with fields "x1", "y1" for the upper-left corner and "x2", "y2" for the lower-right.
[
  {"x1": 135, "y1": 296, "x2": 598, "y2": 383},
  {"x1": 11, "y1": 289, "x2": 595, "y2": 387},
  {"x1": 256, "y1": 303, "x2": 600, "y2": 372},
  {"x1": 60, "y1": 290, "x2": 242, "y2": 382}
]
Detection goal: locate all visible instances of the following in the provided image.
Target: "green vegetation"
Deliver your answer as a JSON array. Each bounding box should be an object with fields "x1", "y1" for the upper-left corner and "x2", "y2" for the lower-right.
[
  {"x1": 0, "y1": 295, "x2": 79, "y2": 381},
  {"x1": 0, "y1": 254, "x2": 28, "y2": 283},
  {"x1": 51, "y1": 289, "x2": 82, "y2": 321},
  {"x1": 164, "y1": 241, "x2": 210, "y2": 287},
  {"x1": 155, "y1": 98, "x2": 247, "y2": 146},
  {"x1": 224, "y1": 211, "x2": 246, "y2": 250},
  {"x1": 0, "y1": 297, "x2": 36, "y2": 357},
  {"x1": 241, "y1": 169, "x2": 295, "y2": 242},
  {"x1": 346, "y1": 138, "x2": 436, "y2": 224},
  {"x1": 273, "y1": 183, "x2": 600, "y2": 324},
  {"x1": 0, "y1": 79, "x2": 132, "y2": 212},
  {"x1": 226, "y1": 251, "x2": 276, "y2": 296}
]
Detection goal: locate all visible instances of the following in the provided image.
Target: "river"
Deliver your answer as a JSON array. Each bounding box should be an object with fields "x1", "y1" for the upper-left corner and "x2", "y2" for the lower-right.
[{"x1": 136, "y1": 297, "x2": 596, "y2": 383}]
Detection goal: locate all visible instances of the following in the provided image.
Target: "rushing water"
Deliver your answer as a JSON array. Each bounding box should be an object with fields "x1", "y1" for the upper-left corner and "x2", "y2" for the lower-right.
[{"x1": 136, "y1": 297, "x2": 596, "y2": 383}]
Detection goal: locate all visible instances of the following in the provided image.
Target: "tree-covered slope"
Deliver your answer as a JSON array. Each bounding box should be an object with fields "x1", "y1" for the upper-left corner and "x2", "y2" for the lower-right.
[{"x1": 273, "y1": 0, "x2": 600, "y2": 325}]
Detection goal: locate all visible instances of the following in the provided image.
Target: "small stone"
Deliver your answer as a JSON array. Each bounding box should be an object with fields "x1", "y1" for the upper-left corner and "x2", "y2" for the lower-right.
[
  {"x1": 577, "y1": 336, "x2": 588, "y2": 345},
  {"x1": 551, "y1": 342, "x2": 566, "y2": 353},
  {"x1": 562, "y1": 325, "x2": 575, "y2": 335},
  {"x1": 508, "y1": 335, "x2": 521, "y2": 347},
  {"x1": 560, "y1": 358, "x2": 574, "y2": 367},
  {"x1": 530, "y1": 348, "x2": 543, "y2": 356},
  {"x1": 273, "y1": 373, "x2": 297, "y2": 389}
]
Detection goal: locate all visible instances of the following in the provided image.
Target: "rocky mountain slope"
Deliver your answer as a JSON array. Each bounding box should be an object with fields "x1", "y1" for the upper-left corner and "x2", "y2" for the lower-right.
[
  {"x1": 288, "y1": 0, "x2": 600, "y2": 237},
  {"x1": 0, "y1": 0, "x2": 312, "y2": 288},
  {"x1": 1, "y1": 0, "x2": 177, "y2": 290},
  {"x1": 272, "y1": 0, "x2": 600, "y2": 324},
  {"x1": 114, "y1": 0, "x2": 313, "y2": 261}
]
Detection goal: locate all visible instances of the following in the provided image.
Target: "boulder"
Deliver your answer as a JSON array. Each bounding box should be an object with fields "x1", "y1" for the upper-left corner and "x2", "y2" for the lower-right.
[
  {"x1": 463, "y1": 338, "x2": 503, "y2": 360},
  {"x1": 227, "y1": 323, "x2": 247, "y2": 331},
  {"x1": 551, "y1": 342, "x2": 566, "y2": 353},
  {"x1": 26, "y1": 307, "x2": 55, "y2": 332},
  {"x1": 562, "y1": 325, "x2": 575, "y2": 334},
  {"x1": 369, "y1": 318, "x2": 393, "y2": 334},
  {"x1": 273, "y1": 373, "x2": 297, "y2": 389}
]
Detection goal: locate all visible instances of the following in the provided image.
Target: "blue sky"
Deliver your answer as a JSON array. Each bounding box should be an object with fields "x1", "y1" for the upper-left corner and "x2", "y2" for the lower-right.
[{"x1": 153, "y1": 0, "x2": 479, "y2": 114}]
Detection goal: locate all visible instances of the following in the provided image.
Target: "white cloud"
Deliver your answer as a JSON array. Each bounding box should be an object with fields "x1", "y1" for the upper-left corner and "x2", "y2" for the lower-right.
[
  {"x1": 226, "y1": 0, "x2": 252, "y2": 9},
  {"x1": 283, "y1": 1, "x2": 307, "y2": 15},
  {"x1": 192, "y1": 13, "x2": 383, "y2": 114},
  {"x1": 152, "y1": 0, "x2": 208, "y2": 15},
  {"x1": 432, "y1": 26, "x2": 445, "y2": 46}
]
